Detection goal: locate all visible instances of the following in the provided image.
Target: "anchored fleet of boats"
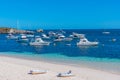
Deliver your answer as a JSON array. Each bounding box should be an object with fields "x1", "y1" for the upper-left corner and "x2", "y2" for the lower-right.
[{"x1": 6, "y1": 30, "x2": 100, "y2": 46}]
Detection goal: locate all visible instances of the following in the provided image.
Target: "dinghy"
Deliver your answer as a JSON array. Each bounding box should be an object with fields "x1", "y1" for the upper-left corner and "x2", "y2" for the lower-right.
[
  {"x1": 57, "y1": 70, "x2": 74, "y2": 77},
  {"x1": 29, "y1": 69, "x2": 47, "y2": 75}
]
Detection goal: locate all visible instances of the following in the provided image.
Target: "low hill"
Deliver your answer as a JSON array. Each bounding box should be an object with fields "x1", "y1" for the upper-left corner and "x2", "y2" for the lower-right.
[
  {"x1": 0, "y1": 27, "x2": 33, "y2": 34},
  {"x1": 0, "y1": 27, "x2": 12, "y2": 33}
]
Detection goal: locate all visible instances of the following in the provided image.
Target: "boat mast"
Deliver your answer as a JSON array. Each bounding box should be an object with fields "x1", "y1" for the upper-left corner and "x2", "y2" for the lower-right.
[{"x1": 17, "y1": 20, "x2": 19, "y2": 30}]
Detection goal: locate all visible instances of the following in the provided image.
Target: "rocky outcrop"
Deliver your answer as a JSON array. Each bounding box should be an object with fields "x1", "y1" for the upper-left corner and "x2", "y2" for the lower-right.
[
  {"x1": 0, "y1": 27, "x2": 11, "y2": 33},
  {"x1": 0, "y1": 27, "x2": 34, "y2": 34}
]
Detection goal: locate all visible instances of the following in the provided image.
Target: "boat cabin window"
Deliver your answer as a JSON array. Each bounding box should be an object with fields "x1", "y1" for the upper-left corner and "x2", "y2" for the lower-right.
[
  {"x1": 83, "y1": 40, "x2": 86, "y2": 42},
  {"x1": 37, "y1": 40, "x2": 40, "y2": 42}
]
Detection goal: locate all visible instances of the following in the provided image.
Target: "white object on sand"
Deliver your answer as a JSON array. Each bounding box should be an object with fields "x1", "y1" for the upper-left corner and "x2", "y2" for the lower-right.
[
  {"x1": 57, "y1": 70, "x2": 74, "y2": 77},
  {"x1": 29, "y1": 69, "x2": 47, "y2": 74}
]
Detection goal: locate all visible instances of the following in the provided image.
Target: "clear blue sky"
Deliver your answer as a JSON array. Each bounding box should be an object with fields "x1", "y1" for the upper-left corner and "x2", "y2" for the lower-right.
[{"x1": 0, "y1": 0, "x2": 120, "y2": 29}]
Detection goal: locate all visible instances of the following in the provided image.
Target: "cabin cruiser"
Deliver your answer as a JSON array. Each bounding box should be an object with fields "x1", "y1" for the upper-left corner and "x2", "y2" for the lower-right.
[
  {"x1": 62, "y1": 38, "x2": 73, "y2": 41},
  {"x1": 54, "y1": 37, "x2": 63, "y2": 42},
  {"x1": 70, "y1": 32, "x2": 85, "y2": 38},
  {"x1": 41, "y1": 33, "x2": 50, "y2": 39},
  {"x1": 58, "y1": 34, "x2": 65, "y2": 38},
  {"x1": 6, "y1": 33, "x2": 18, "y2": 39},
  {"x1": 54, "y1": 33, "x2": 65, "y2": 38},
  {"x1": 77, "y1": 38, "x2": 99, "y2": 46},
  {"x1": 54, "y1": 37, "x2": 72, "y2": 42},
  {"x1": 17, "y1": 34, "x2": 29, "y2": 42},
  {"x1": 54, "y1": 34, "x2": 65, "y2": 42},
  {"x1": 30, "y1": 37, "x2": 50, "y2": 46},
  {"x1": 48, "y1": 31, "x2": 56, "y2": 37}
]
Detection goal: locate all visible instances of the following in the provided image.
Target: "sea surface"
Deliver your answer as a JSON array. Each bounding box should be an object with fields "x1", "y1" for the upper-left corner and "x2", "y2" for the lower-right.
[{"x1": 0, "y1": 29, "x2": 120, "y2": 74}]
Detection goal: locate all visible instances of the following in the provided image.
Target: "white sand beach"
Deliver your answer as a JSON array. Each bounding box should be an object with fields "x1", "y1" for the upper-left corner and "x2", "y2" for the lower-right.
[{"x1": 0, "y1": 55, "x2": 119, "y2": 80}]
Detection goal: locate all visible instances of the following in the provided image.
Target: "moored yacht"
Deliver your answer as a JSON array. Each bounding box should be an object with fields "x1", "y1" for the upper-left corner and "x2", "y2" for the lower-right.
[
  {"x1": 26, "y1": 34, "x2": 34, "y2": 38},
  {"x1": 77, "y1": 38, "x2": 99, "y2": 46},
  {"x1": 102, "y1": 32, "x2": 110, "y2": 34},
  {"x1": 6, "y1": 33, "x2": 18, "y2": 39},
  {"x1": 70, "y1": 32, "x2": 85, "y2": 38},
  {"x1": 54, "y1": 37, "x2": 63, "y2": 42},
  {"x1": 41, "y1": 33, "x2": 50, "y2": 39},
  {"x1": 17, "y1": 34, "x2": 29, "y2": 42},
  {"x1": 30, "y1": 37, "x2": 50, "y2": 46}
]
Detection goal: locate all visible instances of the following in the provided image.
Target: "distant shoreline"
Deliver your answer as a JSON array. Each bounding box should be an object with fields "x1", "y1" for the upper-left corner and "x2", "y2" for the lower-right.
[{"x1": 0, "y1": 27, "x2": 33, "y2": 34}]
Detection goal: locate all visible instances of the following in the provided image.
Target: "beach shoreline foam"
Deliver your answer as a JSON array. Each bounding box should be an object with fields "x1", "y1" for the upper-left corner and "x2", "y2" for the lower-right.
[{"x1": 0, "y1": 54, "x2": 120, "y2": 80}]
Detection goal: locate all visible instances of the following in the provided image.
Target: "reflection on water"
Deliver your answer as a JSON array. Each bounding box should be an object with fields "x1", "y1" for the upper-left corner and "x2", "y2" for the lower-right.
[
  {"x1": 32, "y1": 45, "x2": 43, "y2": 53},
  {"x1": 20, "y1": 43, "x2": 28, "y2": 46},
  {"x1": 78, "y1": 45, "x2": 98, "y2": 49}
]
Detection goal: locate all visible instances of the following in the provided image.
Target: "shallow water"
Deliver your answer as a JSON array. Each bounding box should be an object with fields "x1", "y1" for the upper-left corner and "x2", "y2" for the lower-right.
[
  {"x1": 0, "y1": 29, "x2": 120, "y2": 74},
  {"x1": 0, "y1": 51, "x2": 120, "y2": 74}
]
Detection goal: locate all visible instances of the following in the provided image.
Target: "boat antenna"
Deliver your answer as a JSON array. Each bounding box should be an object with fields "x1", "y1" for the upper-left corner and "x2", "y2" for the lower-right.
[{"x1": 17, "y1": 20, "x2": 19, "y2": 30}]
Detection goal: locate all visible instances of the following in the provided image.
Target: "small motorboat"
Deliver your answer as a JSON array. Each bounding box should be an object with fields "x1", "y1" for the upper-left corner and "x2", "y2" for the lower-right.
[
  {"x1": 102, "y1": 32, "x2": 110, "y2": 34},
  {"x1": 26, "y1": 34, "x2": 34, "y2": 38},
  {"x1": 6, "y1": 33, "x2": 18, "y2": 39},
  {"x1": 70, "y1": 32, "x2": 85, "y2": 38},
  {"x1": 57, "y1": 70, "x2": 74, "y2": 77},
  {"x1": 62, "y1": 38, "x2": 73, "y2": 41},
  {"x1": 36, "y1": 29, "x2": 43, "y2": 32},
  {"x1": 17, "y1": 34, "x2": 29, "y2": 43},
  {"x1": 42, "y1": 33, "x2": 50, "y2": 39},
  {"x1": 29, "y1": 69, "x2": 47, "y2": 75},
  {"x1": 54, "y1": 38, "x2": 63, "y2": 42}
]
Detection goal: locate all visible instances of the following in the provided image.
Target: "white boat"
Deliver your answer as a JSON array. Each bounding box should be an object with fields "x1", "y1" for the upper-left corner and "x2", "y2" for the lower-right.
[
  {"x1": 70, "y1": 32, "x2": 85, "y2": 38},
  {"x1": 62, "y1": 38, "x2": 73, "y2": 41},
  {"x1": 77, "y1": 38, "x2": 99, "y2": 46},
  {"x1": 48, "y1": 31, "x2": 56, "y2": 36},
  {"x1": 57, "y1": 34, "x2": 65, "y2": 38},
  {"x1": 42, "y1": 33, "x2": 50, "y2": 39},
  {"x1": 29, "y1": 69, "x2": 47, "y2": 75},
  {"x1": 26, "y1": 34, "x2": 34, "y2": 38},
  {"x1": 30, "y1": 37, "x2": 50, "y2": 46},
  {"x1": 102, "y1": 32, "x2": 110, "y2": 34},
  {"x1": 57, "y1": 70, "x2": 74, "y2": 77},
  {"x1": 54, "y1": 37, "x2": 72, "y2": 42},
  {"x1": 54, "y1": 38, "x2": 63, "y2": 42},
  {"x1": 6, "y1": 33, "x2": 18, "y2": 39},
  {"x1": 17, "y1": 34, "x2": 29, "y2": 42},
  {"x1": 54, "y1": 35, "x2": 64, "y2": 42}
]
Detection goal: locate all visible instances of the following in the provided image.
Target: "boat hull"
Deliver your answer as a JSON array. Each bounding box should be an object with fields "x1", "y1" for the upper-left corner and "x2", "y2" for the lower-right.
[
  {"x1": 30, "y1": 42, "x2": 50, "y2": 46},
  {"x1": 77, "y1": 42, "x2": 99, "y2": 46}
]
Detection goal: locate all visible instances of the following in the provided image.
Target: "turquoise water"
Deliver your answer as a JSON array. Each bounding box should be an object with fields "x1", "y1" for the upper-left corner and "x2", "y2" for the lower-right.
[
  {"x1": 0, "y1": 29, "x2": 120, "y2": 74},
  {"x1": 0, "y1": 51, "x2": 120, "y2": 75}
]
